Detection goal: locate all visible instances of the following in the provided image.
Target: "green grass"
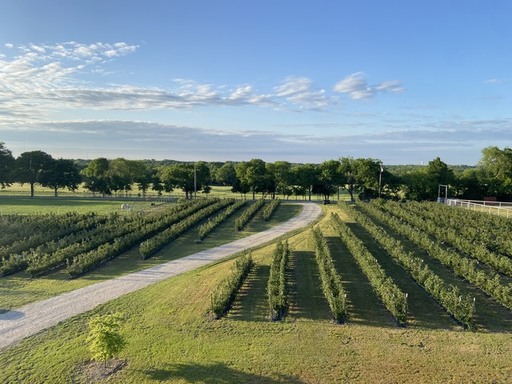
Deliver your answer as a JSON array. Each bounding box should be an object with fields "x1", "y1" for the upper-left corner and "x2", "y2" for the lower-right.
[
  {"x1": 1, "y1": 204, "x2": 511, "y2": 383},
  {"x1": 0, "y1": 196, "x2": 160, "y2": 215}
]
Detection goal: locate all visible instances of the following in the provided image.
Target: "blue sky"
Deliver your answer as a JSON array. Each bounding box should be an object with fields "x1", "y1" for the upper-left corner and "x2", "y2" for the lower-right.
[{"x1": 1, "y1": 0, "x2": 512, "y2": 165}]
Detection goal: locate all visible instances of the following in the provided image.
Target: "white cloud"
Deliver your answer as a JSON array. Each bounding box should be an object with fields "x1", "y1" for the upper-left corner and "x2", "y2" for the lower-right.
[
  {"x1": 4, "y1": 43, "x2": 13, "y2": 49},
  {"x1": 333, "y1": 72, "x2": 405, "y2": 99},
  {"x1": 274, "y1": 76, "x2": 331, "y2": 110}
]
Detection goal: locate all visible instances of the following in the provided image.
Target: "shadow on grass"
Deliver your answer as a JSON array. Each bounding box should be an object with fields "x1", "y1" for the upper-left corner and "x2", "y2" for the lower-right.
[
  {"x1": 229, "y1": 265, "x2": 270, "y2": 322},
  {"x1": 144, "y1": 363, "x2": 306, "y2": 383},
  {"x1": 289, "y1": 251, "x2": 331, "y2": 321}
]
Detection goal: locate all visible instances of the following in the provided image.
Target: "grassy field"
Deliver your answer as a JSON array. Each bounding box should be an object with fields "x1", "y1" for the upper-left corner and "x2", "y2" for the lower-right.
[{"x1": 1, "y1": 202, "x2": 511, "y2": 383}]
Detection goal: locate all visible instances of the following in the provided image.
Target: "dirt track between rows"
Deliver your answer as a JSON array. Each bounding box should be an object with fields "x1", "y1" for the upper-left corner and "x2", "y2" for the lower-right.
[{"x1": 0, "y1": 202, "x2": 321, "y2": 349}]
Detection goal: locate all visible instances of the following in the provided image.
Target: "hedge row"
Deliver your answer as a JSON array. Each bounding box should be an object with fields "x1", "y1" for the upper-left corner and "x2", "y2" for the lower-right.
[
  {"x1": 330, "y1": 213, "x2": 408, "y2": 325},
  {"x1": 343, "y1": 202, "x2": 475, "y2": 329},
  {"x1": 311, "y1": 227, "x2": 348, "y2": 323},
  {"x1": 234, "y1": 199, "x2": 265, "y2": 231},
  {"x1": 267, "y1": 240, "x2": 290, "y2": 320},
  {"x1": 139, "y1": 199, "x2": 234, "y2": 259},
  {"x1": 262, "y1": 199, "x2": 281, "y2": 221},
  {"x1": 210, "y1": 252, "x2": 253, "y2": 319}
]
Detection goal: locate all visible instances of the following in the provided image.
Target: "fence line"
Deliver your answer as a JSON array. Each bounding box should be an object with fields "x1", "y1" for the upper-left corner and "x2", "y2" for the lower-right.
[{"x1": 446, "y1": 199, "x2": 512, "y2": 218}]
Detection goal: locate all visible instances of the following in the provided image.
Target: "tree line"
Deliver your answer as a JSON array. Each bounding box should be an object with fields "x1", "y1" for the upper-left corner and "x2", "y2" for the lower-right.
[{"x1": 1, "y1": 142, "x2": 511, "y2": 201}]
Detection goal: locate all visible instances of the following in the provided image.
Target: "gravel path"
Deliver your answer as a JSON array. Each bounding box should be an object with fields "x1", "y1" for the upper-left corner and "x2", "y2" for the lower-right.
[{"x1": 0, "y1": 202, "x2": 321, "y2": 349}]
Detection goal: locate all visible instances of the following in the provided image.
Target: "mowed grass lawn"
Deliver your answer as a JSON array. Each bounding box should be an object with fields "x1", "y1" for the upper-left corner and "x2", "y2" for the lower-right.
[{"x1": 0, "y1": 202, "x2": 511, "y2": 383}]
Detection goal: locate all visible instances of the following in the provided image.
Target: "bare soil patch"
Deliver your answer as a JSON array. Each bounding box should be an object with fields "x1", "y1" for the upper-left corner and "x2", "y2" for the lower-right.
[{"x1": 74, "y1": 359, "x2": 127, "y2": 383}]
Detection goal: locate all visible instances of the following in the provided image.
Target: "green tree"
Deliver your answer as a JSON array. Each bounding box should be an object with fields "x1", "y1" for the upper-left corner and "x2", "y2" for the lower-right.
[
  {"x1": 15, "y1": 150, "x2": 54, "y2": 197},
  {"x1": 267, "y1": 161, "x2": 292, "y2": 199},
  {"x1": 478, "y1": 146, "x2": 512, "y2": 198},
  {"x1": 159, "y1": 162, "x2": 210, "y2": 199},
  {"x1": 236, "y1": 159, "x2": 267, "y2": 200},
  {"x1": 42, "y1": 158, "x2": 81, "y2": 197},
  {"x1": 0, "y1": 142, "x2": 15, "y2": 188},
  {"x1": 293, "y1": 163, "x2": 319, "y2": 201},
  {"x1": 87, "y1": 313, "x2": 126, "y2": 367},
  {"x1": 215, "y1": 161, "x2": 238, "y2": 186},
  {"x1": 403, "y1": 157, "x2": 454, "y2": 201},
  {"x1": 109, "y1": 158, "x2": 134, "y2": 196},
  {"x1": 81, "y1": 158, "x2": 112, "y2": 196}
]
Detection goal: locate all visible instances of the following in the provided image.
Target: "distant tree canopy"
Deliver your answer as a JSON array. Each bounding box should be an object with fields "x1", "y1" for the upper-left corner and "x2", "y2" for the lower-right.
[{"x1": 1, "y1": 142, "x2": 512, "y2": 201}]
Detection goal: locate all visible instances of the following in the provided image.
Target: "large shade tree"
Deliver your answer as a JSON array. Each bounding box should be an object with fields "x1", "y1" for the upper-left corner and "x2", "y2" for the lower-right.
[
  {"x1": 478, "y1": 146, "x2": 512, "y2": 199},
  {"x1": 15, "y1": 150, "x2": 54, "y2": 197},
  {"x1": 42, "y1": 158, "x2": 81, "y2": 197},
  {"x1": 235, "y1": 159, "x2": 267, "y2": 200},
  {"x1": 81, "y1": 157, "x2": 112, "y2": 196},
  {"x1": 159, "y1": 162, "x2": 211, "y2": 199}
]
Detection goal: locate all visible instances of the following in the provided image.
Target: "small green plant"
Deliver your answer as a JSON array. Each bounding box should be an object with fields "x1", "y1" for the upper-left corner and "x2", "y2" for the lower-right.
[{"x1": 87, "y1": 313, "x2": 126, "y2": 366}]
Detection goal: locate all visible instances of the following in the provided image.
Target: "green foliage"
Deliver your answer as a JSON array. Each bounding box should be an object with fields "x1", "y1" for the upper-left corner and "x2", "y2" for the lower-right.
[
  {"x1": 197, "y1": 200, "x2": 246, "y2": 240},
  {"x1": 139, "y1": 199, "x2": 233, "y2": 259},
  {"x1": 267, "y1": 240, "x2": 290, "y2": 320},
  {"x1": 363, "y1": 200, "x2": 512, "y2": 310},
  {"x1": 311, "y1": 227, "x2": 348, "y2": 323},
  {"x1": 234, "y1": 199, "x2": 265, "y2": 231},
  {"x1": 87, "y1": 312, "x2": 126, "y2": 364},
  {"x1": 342, "y1": 202, "x2": 476, "y2": 329},
  {"x1": 262, "y1": 198, "x2": 280, "y2": 221},
  {"x1": 210, "y1": 252, "x2": 253, "y2": 318},
  {"x1": 330, "y1": 213, "x2": 408, "y2": 325}
]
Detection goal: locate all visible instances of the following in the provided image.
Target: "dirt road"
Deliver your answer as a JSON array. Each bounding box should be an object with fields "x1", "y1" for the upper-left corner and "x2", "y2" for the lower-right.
[{"x1": 0, "y1": 202, "x2": 321, "y2": 349}]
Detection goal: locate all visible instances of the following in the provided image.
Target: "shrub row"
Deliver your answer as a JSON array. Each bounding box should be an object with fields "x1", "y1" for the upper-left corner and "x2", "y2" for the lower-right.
[
  {"x1": 342, "y1": 202, "x2": 475, "y2": 329},
  {"x1": 65, "y1": 200, "x2": 219, "y2": 278},
  {"x1": 210, "y1": 252, "x2": 253, "y2": 319},
  {"x1": 0, "y1": 212, "x2": 106, "y2": 276},
  {"x1": 383, "y1": 200, "x2": 512, "y2": 277},
  {"x1": 197, "y1": 200, "x2": 246, "y2": 241},
  {"x1": 234, "y1": 199, "x2": 265, "y2": 231},
  {"x1": 139, "y1": 199, "x2": 234, "y2": 259},
  {"x1": 330, "y1": 213, "x2": 408, "y2": 325},
  {"x1": 267, "y1": 240, "x2": 290, "y2": 320},
  {"x1": 362, "y1": 201, "x2": 512, "y2": 310},
  {"x1": 25, "y1": 200, "x2": 208, "y2": 277},
  {"x1": 262, "y1": 199, "x2": 281, "y2": 221},
  {"x1": 401, "y1": 201, "x2": 512, "y2": 257},
  {"x1": 311, "y1": 227, "x2": 348, "y2": 323}
]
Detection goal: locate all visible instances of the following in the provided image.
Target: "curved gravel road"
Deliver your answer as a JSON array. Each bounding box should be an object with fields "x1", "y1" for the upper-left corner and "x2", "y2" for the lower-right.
[{"x1": 0, "y1": 202, "x2": 321, "y2": 349}]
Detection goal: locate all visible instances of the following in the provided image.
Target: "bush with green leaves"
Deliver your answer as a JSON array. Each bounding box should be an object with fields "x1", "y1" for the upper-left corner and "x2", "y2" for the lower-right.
[
  {"x1": 197, "y1": 200, "x2": 246, "y2": 241},
  {"x1": 312, "y1": 227, "x2": 348, "y2": 323},
  {"x1": 210, "y1": 252, "x2": 253, "y2": 318},
  {"x1": 234, "y1": 199, "x2": 265, "y2": 231},
  {"x1": 267, "y1": 240, "x2": 290, "y2": 320},
  {"x1": 331, "y1": 213, "x2": 407, "y2": 325},
  {"x1": 262, "y1": 198, "x2": 281, "y2": 221},
  {"x1": 341, "y1": 202, "x2": 475, "y2": 329},
  {"x1": 87, "y1": 313, "x2": 126, "y2": 366}
]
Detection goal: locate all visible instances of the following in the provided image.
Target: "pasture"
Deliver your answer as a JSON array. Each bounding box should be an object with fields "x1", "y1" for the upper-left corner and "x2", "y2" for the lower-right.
[{"x1": 0, "y1": 199, "x2": 511, "y2": 383}]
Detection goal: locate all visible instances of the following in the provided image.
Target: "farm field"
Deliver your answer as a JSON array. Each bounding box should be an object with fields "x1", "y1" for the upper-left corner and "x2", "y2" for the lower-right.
[
  {"x1": 0, "y1": 200, "x2": 511, "y2": 383},
  {"x1": 0, "y1": 197, "x2": 300, "y2": 311}
]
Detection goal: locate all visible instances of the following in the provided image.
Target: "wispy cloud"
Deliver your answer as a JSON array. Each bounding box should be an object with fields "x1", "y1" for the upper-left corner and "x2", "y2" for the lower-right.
[
  {"x1": 274, "y1": 76, "x2": 332, "y2": 110},
  {"x1": 484, "y1": 78, "x2": 511, "y2": 85},
  {"x1": 333, "y1": 72, "x2": 405, "y2": 99}
]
